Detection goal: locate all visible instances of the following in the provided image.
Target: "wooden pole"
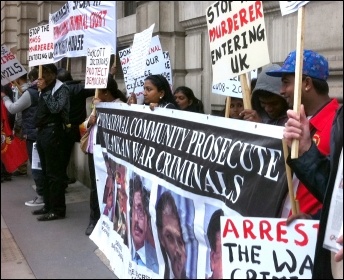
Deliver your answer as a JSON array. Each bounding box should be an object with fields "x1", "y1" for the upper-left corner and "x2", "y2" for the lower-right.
[
  {"x1": 282, "y1": 139, "x2": 298, "y2": 215},
  {"x1": 225, "y1": 96, "x2": 231, "y2": 118},
  {"x1": 291, "y1": 6, "x2": 305, "y2": 159},
  {"x1": 240, "y1": 74, "x2": 251, "y2": 110}
]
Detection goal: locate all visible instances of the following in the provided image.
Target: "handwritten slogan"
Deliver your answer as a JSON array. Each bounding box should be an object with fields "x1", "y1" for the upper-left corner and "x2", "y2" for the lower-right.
[
  {"x1": 127, "y1": 24, "x2": 155, "y2": 78},
  {"x1": 212, "y1": 69, "x2": 257, "y2": 97},
  {"x1": 49, "y1": 1, "x2": 116, "y2": 62},
  {"x1": 1, "y1": 44, "x2": 27, "y2": 85},
  {"x1": 28, "y1": 24, "x2": 54, "y2": 67},
  {"x1": 85, "y1": 46, "x2": 110, "y2": 88},
  {"x1": 206, "y1": 1, "x2": 269, "y2": 83},
  {"x1": 221, "y1": 217, "x2": 318, "y2": 279},
  {"x1": 119, "y1": 36, "x2": 172, "y2": 104}
]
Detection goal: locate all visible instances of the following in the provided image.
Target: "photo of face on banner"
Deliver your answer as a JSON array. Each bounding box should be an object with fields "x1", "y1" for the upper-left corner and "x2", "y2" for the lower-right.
[
  {"x1": 156, "y1": 186, "x2": 198, "y2": 279},
  {"x1": 129, "y1": 172, "x2": 159, "y2": 274},
  {"x1": 113, "y1": 164, "x2": 128, "y2": 246},
  {"x1": 101, "y1": 153, "x2": 115, "y2": 222},
  {"x1": 205, "y1": 207, "x2": 224, "y2": 279}
]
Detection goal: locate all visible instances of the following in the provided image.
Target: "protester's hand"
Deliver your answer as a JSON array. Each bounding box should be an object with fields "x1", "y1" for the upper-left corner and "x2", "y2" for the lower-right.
[
  {"x1": 127, "y1": 93, "x2": 137, "y2": 105},
  {"x1": 286, "y1": 212, "x2": 312, "y2": 226},
  {"x1": 92, "y1": 97, "x2": 102, "y2": 106},
  {"x1": 110, "y1": 65, "x2": 117, "y2": 76},
  {"x1": 1, "y1": 92, "x2": 6, "y2": 98},
  {"x1": 240, "y1": 109, "x2": 262, "y2": 123},
  {"x1": 283, "y1": 105, "x2": 312, "y2": 156},
  {"x1": 88, "y1": 114, "x2": 97, "y2": 127},
  {"x1": 335, "y1": 235, "x2": 343, "y2": 262},
  {"x1": 149, "y1": 103, "x2": 158, "y2": 111}
]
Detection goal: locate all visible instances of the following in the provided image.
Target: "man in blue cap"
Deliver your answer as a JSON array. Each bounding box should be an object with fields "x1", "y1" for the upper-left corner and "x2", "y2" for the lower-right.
[
  {"x1": 267, "y1": 50, "x2": 340, "y2": 218},
  {"x1": 267, "y1": 49, "x2": 340, "y2": 278}
]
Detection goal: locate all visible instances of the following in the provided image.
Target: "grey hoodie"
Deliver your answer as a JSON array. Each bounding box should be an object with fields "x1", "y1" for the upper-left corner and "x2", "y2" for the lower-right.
[{"x1": 251, "y1": 64, "x2": 289, "y2": 126}]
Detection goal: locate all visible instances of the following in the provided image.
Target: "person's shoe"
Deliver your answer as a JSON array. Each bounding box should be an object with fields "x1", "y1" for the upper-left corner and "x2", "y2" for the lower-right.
[
  {"x1": 37, "y1": 212, "x2": 65, "y2": 221},
  {"x1": 25, "y1": 196, "x2": 44, "y2": 207},
  {"x1": 12, "y1": 170, "x2": 27, "y2": 176},
  {"x1": 32, "y1": 207, "x2": 49, "y2": 215},
  {"x1": 85, "y1": 223, "x2": 95, "y2": 236}
]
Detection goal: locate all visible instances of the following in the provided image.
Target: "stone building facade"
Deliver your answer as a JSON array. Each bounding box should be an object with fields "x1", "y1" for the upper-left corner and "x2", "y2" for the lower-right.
[{"x1": 1, "y1": 1, "x2": 343, "y2": 185}]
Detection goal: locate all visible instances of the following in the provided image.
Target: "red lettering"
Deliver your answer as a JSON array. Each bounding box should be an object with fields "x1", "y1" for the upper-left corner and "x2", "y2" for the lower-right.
[
  {"x1": 243, "y1": 219, "x2": 256, "y2": 239},
  {"x1": 238, "y1": 8, "x2": 248, "y2": 26},
  {"x1": 294, "y1": 223, "x2": 308, "y2": 246},
  {"x1": 233, "y1": 14, "x2": 239, "y2": 31},
  {"x1": 259, "y1": 220, "x2": 273, "y2": 241},
  {"x1": 313, "y1": 223, "x2": 319, "y2": 231},
  {"x1": 221, "y1": 20, "x2": 227, "y2": 37},
  {"x1": 248, "y1": 4, "x2": 255, "y2": 22},
  {"x1": 226, "y1": 18, "x2": 233, "y2": 35},
  {"x1": 255, "y1": 1, "x2": 263, "y2": 19},
  {"x1": 222, "y1": 218, "x2": 239, "y2": 238},
  {"x1": 276, "y1": 221, "x2": 288, "y2": 243}
]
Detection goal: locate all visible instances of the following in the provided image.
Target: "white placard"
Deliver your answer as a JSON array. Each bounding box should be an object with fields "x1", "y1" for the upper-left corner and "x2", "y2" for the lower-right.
[
  {"x1": 221, "y1": 216, "x2": 318, "y2": 279},
  {"x1": 206, "y1": 1, "x2": 270, "y2": 83},
  {"x1": 85, "y1": 46, "x2": 111, "y2": 89},
  {"x1": 1, "y1": 44, "x2": 27, "y2": 86},
  {"x1": 279, "y1": 1, "x2": 310, "y2": 16},
  {"x1": 28, "y1": 24, "x2": 54, "y2": 67},
  {"x1": 128, "y1": 24, "x2": 155, "y2": 78}
]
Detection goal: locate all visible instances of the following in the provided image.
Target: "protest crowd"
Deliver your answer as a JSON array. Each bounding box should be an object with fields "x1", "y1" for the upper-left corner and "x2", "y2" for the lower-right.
[{"x1": 1, "y1": 1, "x2": 343, "y2": 279}]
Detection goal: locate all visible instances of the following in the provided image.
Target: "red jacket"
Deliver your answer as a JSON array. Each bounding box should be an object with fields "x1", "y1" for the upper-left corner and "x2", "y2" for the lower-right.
[{"x1": 291, "y1": 98, "x2": 340, "y2": 216}]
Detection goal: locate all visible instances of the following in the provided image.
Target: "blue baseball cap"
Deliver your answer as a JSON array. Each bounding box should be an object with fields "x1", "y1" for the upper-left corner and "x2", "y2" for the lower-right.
[{"x1": 266, "y1": 50, "x2": 329, "y2": 81}]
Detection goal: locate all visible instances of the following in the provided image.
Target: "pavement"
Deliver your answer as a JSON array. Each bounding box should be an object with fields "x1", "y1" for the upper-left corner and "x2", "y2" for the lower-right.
[{"x1": 1, "y1": 172, "x2": 118, "y2": 279}]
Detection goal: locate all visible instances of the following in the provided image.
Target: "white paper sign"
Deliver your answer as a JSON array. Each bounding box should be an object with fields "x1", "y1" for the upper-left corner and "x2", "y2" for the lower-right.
[
  {"x1": 28, "y1": 24, "x2": 54, "y2": 67},
  {"x1": 212, "y1": 70, "x2": 257, "y2": 97},
  {"x1": 119, "y1": 36, "x2": 172, "y2": 104},
  {"x1": 221, "y1": 216, "x2": 318, "y2": 279},
  {"x1": 128, "y1": 24, "x2": 155, "y2": 78},
  {"x1": 31, "y1": 142, "x2": 42, "y2": 170},
  {"x1": 324, "y1": 149, "x2": 343, "y2": 253},
  {"x1": 1, "y1": 44, "x2": 27, "y2": 86},
  {"x1": 206, "y1": 1, "x2": 269, "y2": 83},
  {"x1": 85, "y1": 46, "x2": 111, "y2": 89},
  {"x1": 279, "y1": 1, "x2": 310, "y2": 16}
]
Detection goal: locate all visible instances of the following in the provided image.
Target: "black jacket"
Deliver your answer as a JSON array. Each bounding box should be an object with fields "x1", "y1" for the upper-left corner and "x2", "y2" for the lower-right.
[
  {"x1": 287, "y1": 105, "x2": 343, "y2": 279},
  {"x1": 64, "y1": 80, "x2": 95, "y2": 125}
]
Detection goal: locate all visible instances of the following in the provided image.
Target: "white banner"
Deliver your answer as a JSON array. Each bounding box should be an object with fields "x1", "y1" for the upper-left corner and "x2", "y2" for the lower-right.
[{"x1": 49, "y1": 1, "x2": 116, "y2": 62}]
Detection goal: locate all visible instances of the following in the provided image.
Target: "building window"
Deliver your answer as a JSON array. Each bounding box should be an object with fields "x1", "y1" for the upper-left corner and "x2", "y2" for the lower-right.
[{"x1": 124, "y1": 1, "x2": 136, "y2": 17}]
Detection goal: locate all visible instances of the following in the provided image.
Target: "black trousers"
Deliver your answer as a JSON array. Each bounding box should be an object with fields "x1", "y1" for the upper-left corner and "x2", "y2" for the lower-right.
[
  {"x1": 36, "y1": 125, "x2": 67, "y2": 216},
  {"x1": 88, "y1": 153, "x2": 100, "y2": 224},
  {"x1": 61, "y1": 125, "x2": 80, "y2": 181}
]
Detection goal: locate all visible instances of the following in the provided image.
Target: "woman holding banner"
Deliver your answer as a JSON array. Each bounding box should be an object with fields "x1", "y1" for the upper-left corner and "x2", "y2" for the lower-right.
[
  {"x1": 128, "y1": 74, "x2": 177, "y2": 110},
  {"x1": 84, "y1": 75, "x2": 127, "y2": 235}
]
